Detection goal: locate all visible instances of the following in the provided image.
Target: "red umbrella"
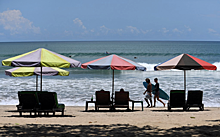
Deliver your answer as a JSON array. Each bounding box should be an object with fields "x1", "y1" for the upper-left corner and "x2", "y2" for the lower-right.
[
  {"x1": 81, "y1": 54, "x2": 146, "y2": 99},
  {"x1": 154, "y1": 54, "x2": 217, "y2": 91}
]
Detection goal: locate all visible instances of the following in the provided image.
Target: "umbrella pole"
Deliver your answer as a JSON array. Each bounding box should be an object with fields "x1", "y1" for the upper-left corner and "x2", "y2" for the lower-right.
[
  {"x1": 112, "y1": 69, "x2": 114, "y2": 102},
  {"x1": 36, "y1": 75, "x2": 38, "y2": 91},
  {"x1": 184, "y1": 70, "x2": 186, "y2": 91},
  {"x1": 41, "y1": 66, "x2": 42, "y2": 92}
]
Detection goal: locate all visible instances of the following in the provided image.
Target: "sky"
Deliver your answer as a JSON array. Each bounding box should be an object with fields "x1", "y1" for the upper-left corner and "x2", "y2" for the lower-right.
[{"x1": 0, "y1": 0, "x2": 220, "y2": 42}]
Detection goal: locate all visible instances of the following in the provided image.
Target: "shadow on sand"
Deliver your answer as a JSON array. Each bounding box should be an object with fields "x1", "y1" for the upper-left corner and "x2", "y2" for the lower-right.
[
  {"x1": 5, "y1": 110, "x2": 74, "y2": 118},
  {"x1": 151, "y1": 109, "x2": 211, "y2": 112},
  {"x1": 4, "y1": 115, "x2": 75, "y2": 118},
  {"x1": 82, "y1": 109, "x2": 141, "y2": 113},
  {"x1": 0, "y1": 123, "x2": 220, "y2": 136}
]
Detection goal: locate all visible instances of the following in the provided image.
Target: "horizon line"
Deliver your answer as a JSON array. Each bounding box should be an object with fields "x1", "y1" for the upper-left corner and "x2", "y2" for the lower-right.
[{"x1": 1, "y1": 40, "x2": 220, "y2": 43}]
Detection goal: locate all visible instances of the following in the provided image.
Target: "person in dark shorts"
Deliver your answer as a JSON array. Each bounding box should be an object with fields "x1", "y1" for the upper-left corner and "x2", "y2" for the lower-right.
[{"x1": 153, "y1": 78, "x2": 165, "y2": 107}]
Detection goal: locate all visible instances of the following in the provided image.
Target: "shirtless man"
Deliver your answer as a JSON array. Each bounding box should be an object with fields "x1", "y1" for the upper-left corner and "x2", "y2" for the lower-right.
[{"x1": 143, "y1": 78, "x2": 153, "y2": 107}]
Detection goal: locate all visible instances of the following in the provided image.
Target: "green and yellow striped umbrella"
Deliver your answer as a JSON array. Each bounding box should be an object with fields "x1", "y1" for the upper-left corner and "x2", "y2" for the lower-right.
[
  {"x1": 2, "y1": 48, "x2": 81, "y2": 91},
  {"x1": 5, "y1": 67, "x2": 69, "y2": 77},
  {"x1": 5, "y1": 67, "x2": 69, "y2": 91},
  {"x1": 2, "y1": 48, "x2": 81, "y2": 68}
]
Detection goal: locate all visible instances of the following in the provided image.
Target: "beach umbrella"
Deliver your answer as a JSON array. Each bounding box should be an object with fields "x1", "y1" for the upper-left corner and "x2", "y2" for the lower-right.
[
  {"x1": 81, "y1": 54, "x2": 146, "y2": 100},
  {"x1": 2, "y1": 48, "x2": 81, "y2": 91},
  {"x1": 154, "y1": 53, "x2": 217, "y2": 91},
  {"x1": 5, "y1": 67, "x2": 69, "y2": 91}
]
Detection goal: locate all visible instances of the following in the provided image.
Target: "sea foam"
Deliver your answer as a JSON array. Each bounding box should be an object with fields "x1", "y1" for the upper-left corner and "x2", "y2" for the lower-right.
[{"x1": 0, "y1": 70, "x2": 220, "y2": 107}]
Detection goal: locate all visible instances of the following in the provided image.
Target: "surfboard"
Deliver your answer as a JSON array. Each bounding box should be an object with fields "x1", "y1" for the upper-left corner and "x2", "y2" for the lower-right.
[{"x1": 143, "y1": 82, "x2": 169, "y2": 100}]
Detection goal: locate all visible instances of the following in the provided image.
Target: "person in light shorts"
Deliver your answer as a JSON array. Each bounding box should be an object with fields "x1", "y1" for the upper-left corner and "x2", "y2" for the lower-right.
[{"x1": 143, "y1": 78, "x2": 152, "y2": 107}]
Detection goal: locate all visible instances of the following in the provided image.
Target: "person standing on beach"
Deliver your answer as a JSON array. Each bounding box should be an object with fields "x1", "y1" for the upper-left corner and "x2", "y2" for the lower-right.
[
  {"x1": 153, "y1": 78, "x2": 165, "y2": 107},
  {"x1": 143, "y1": 78, "x2": 153, "y2": 107}
]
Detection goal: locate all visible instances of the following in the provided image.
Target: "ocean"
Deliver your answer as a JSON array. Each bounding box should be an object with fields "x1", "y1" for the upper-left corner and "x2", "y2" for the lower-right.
[{"x1": 0, "y1": 41, "x2": 220, "y2": 107}]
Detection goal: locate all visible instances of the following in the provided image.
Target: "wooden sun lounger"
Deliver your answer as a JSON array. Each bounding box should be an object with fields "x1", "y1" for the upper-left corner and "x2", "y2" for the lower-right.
[
  {"x1": 95, "y1": 90, "x2": 111, "y2": 110},
  {"x1": 114, "y1": 91, "x2": 129, "y2": 110}
]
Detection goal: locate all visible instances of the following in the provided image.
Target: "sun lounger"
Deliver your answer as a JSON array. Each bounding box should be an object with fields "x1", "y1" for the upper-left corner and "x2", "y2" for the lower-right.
[
  {"x1": 167, "y1": 90, "x2": 186, "y2": 111},
  {"x1": 186, "y1": 90, "x2": 204, "y2": 111},
  {"x1": 38, "y1": 92, "x2": 65, "y2": 115},
  {"x1": 16, "y1": 91, "x2": 64, "y2": 116},
  {"x1": 95, "y1": 90, "x2": 111, "y2": 110},
  {"x1": 16, "y1": 91, "x2": 40, "y2": 116},
  {"x1": 114, "y1": 91, "x2": 129, "y2": 110}
]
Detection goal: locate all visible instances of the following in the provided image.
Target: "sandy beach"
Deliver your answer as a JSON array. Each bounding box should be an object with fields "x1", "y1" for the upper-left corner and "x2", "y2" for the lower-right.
[{"x1": 0, "y1": 105, "x2": 220, "y2": 136}]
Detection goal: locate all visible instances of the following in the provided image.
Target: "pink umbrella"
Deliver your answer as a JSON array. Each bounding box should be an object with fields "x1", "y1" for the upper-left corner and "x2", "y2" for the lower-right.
[{"x1": 81, "y1": 54, "x2": 146, "y2": 99}]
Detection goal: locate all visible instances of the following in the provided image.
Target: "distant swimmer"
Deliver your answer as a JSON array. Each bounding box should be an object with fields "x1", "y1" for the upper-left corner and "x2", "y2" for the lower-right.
[
  {"x1": 69, "y1": 55, "x2": 75, "y2": 58},
  {"x1": 106, "y1": 51, "x2": 110, "y2": 54},
  {"x1": 134, "y1": 56, "x2": 137, "y2": 59}
]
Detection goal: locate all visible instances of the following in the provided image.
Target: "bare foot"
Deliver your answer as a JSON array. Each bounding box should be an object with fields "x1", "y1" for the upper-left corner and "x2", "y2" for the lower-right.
[{"x1": 163, "y1": 103, "x2": 166, "y2": 107}]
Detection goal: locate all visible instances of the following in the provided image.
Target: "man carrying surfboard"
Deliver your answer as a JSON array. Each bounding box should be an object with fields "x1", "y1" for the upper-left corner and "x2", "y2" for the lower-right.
[
  {"x1": 143, "y1": 78, "x2": 153, "y2": 108},
  {"x1": 153, "y1": 78, "x2": 165, "y2": 107}
]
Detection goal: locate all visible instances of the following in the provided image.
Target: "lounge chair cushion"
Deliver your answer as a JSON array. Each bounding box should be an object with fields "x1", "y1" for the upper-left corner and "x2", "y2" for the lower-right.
[{"x1": 57, "y1": 103, "x2": 65, "y2": 109}]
